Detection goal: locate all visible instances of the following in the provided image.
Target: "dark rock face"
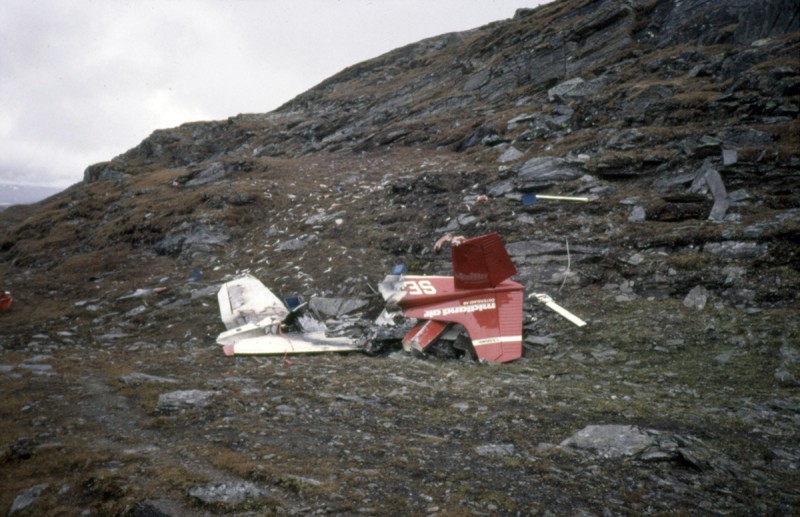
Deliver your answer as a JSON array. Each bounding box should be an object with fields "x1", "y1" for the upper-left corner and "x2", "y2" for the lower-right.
[
  {"x1": 187, "y1": 482, "x2": 272, "y2": 507},
  {"x1": 734, "y1": 0, "x2": 800, "y2": 44},
  {"x1": 1, "y1": 0, "x2": 799, "y2": 515},
  {"x1": 153, "y1": 221, "x2": 230, "y2": 257}
]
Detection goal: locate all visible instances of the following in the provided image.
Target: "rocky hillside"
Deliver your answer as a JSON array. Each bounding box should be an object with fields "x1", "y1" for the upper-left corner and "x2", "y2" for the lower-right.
[{"x1": 1, "y1": 0, "x2": 799, "y2": 515}]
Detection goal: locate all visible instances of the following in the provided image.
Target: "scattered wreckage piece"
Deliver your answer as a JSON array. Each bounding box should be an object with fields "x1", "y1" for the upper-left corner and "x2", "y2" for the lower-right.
[
  {"x1": 217, "y1": 274, "x2": 289, "y2": 329},
  {"x1": 522, "y1": 193, "x2": 590, "y2": 206},
  {"x1": 215, "y1": 274, "x2": 360, "y2": 356},
  {"x1": 380, "y1": 233, "x2": 525, "y2": 363},
  {"x1": 529, "y1": 292, "x2": 587, "y2": 327},
  {"x1": 0, "y1": 291, "x2": 12, "y2": 312}
]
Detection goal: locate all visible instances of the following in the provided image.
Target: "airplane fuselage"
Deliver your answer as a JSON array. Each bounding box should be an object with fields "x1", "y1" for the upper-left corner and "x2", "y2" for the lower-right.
[{"x1": 388, "y1": 274, "x2": 524, "y2": 363}]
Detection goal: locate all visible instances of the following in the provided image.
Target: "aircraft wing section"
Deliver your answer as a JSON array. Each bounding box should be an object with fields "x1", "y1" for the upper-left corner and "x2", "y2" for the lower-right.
[
  {"x1": 215, "y1": 275, "x2": 360, "y2": 357},
  {"x1": 222, "y1": 332, "x2": 359, "y2": 356},
  {"x1": 452, "y1": 233, "x2": 517, "y2": 290},
  {"x1": 217, "y1": 274, "x2": 289, "y2": 330}
]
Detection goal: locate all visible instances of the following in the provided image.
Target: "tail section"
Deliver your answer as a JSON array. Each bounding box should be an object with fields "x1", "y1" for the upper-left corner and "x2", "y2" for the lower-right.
[
  {"x1": 379, "y1": 233, "x2": 524, "y2": 363},
  {"x1": 398, "y1": 281, "x2": 524, "y2": 363}
]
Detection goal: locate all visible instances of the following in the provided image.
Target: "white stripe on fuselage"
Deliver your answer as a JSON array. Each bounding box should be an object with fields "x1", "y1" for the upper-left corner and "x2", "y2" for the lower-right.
[{"x1": 472, "y1": 336, "x2": 522, "y2": 346}]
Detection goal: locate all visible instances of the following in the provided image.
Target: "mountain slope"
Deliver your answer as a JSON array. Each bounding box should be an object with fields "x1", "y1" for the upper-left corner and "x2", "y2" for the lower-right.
[
  {"x1": 3, "y1": 0, "x2": 798, "y2": 319},
  {"x1": 0, "y1": 0, "x2": 799, "y2": 514}
]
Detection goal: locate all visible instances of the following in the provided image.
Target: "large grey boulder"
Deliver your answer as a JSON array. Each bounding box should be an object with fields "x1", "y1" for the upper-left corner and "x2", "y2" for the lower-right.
[
  {"x1": 518, "y1": 157, "x2": 583, "y2": 183},
  {"x1": 188, "y1": 482, "x2": 272, "y2": 506},
  {"x1": 276, "y1": 234, "x2": 319, "y2": 251},
  {"x1": 560, "y1": 425, "x2": 656, "y2": 459},
  {"x1": 154, "y1": 222, "x2": 230, "y2": 256},
  {"x1": 185, "y1": 162, "x2": 228, "y2": 187},
  {"x1": 83, "y1": 162, "x2": 129, "y2": 183}
]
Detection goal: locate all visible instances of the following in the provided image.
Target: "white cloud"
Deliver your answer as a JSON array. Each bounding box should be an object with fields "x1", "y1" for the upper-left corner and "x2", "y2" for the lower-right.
[{"x1": 0, "y1": 0, "x2": 550, "y2": 188}]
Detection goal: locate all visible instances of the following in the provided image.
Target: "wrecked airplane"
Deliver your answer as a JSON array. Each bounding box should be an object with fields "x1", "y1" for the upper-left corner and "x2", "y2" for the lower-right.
[{"x1": 215, "y1": 233, "x2": 586, "y2": 363}]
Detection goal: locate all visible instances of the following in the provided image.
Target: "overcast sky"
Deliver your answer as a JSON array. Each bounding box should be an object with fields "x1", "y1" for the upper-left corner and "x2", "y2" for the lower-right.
[{"x1": 1, "y1": 0, "x2": 550, "y2": 189}]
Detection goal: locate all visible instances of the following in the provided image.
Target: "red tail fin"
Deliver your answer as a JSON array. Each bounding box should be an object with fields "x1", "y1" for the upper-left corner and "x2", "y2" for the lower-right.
[{"x1": 451, "y1": 233, "x2": 517, "y2": 289}]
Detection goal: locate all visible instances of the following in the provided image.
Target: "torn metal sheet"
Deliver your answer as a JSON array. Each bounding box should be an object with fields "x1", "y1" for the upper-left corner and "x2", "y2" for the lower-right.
[
  {"x1": 373, "y1": 308, "x2": 402, "y2": 326},
  {"x1": 529, "y1": 293, "x2": 587, "y2": 327},
  {"x1": 215, "y1": 275, "x2": 359, "y2": 356}
]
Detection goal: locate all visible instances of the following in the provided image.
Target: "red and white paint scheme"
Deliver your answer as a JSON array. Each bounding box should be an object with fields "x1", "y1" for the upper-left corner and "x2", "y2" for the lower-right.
[{"x1": 380, "y1": 233, "x2": 524, "y2": 363}]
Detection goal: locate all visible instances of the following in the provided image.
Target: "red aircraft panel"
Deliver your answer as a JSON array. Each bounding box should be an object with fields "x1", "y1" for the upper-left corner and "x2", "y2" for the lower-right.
[
  {"x1": 403, "y1": 319, "x2": 450, "y2": 352},
  {"x1": 391, "y1": 233, "x2": 524, "y2": 363},
  {"x1": 451, "y1": 233, "x2": 517, "y2": 289}
]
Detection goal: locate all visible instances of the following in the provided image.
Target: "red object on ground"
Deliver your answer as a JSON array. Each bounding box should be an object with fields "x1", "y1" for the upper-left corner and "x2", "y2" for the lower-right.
[
  {"x1": 395, "y1": 233, "x2": 524, "y2": 363},
  {"x1": 0, "y1": 291, "x2": 13, "y2": 312}
]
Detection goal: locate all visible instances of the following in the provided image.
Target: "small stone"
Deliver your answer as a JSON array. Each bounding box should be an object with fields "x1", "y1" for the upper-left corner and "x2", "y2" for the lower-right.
[
  {"x1": 120, "y1": 372, "x2": 179, "y2": 385},
  {"x1": 627, "y1": 253, "x2": 645, "y2": 265},
  {"x1": 276, "y1": 234, "x2": 319, "y2": 251},
  {"x1": 188, "y1": 482, "x2": 271, "y2": 506},
  {"x1": 276, "y1": 404, "x2": 297, "y2": 416},
  {"x1": 498, "y1": 146, "x2": 524, "y2": 163},
  {"x1": 628, "y1": 205, "x2": 646, "y2": 222},
  {"x1": 9, "y1": 484, "x2": 49, "y2": 515},
  {"x1": 683, "y1": 286, "x2": 709, "y2": 311},
  {"x1": 475, "y1": 443, "x2": 516, "y2": 457},
  {"x1": 156, "y1": 390, "x2": 216, "y2": 412},
  {"x1": 775, "y1": 368, "x2": 798, "y2": 386},
  {"x1": 525, "y1": 335, "x2": 557, "y2": 346},
  {"x1": 714, "y1": 350, "x2": 735, "y2": 364}
]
